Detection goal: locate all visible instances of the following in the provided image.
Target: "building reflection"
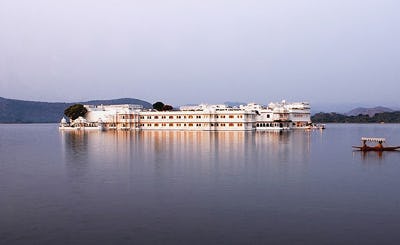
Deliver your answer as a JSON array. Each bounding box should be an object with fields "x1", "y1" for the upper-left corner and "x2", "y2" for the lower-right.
[
  {"x1": 61, "y1": 130, "x2": 312, "y2": 176},
  {"x1": 60, "y1": 130, "x2": 90, "y2": 179}
]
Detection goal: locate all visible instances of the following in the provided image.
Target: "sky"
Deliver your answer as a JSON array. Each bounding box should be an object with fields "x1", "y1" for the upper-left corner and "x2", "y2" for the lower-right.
[{"x1": 0, "y1": 0, "x2": 399, "y2": 110}]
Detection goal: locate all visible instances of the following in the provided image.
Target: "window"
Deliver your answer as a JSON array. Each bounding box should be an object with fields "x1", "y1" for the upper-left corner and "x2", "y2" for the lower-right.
[
  {"x1": 169, "y1": 123, "x2": 173, "y2": 127},
  {"x1": 229, "y1": 115, "x2": 234, "y2": 118},
  {"x1": 267, "y1": 114, "x2": 270, "y2": 118},
  {"x1": 196, "y1": 115, "x2": 201, "y2": 119},
  {"x1": 147, "y1": 116, "x2": 152, "y2": 119},
  {"x1": 238, "y1": 123, "x2": 243, "y2": 126},
  {"x1": 188, "y1": 115, "x2": 193, "y2": 119},
  {"x1": 155, "y1": 116, "x2": 159, "y2": 119},
  {"x1": 188, "y1": 123, "x2": 193, "y2": 127},
  {"x1": 147, "y1": 124, "x2": 152, "y2": 126},
  {"x1": 229, "y1": 123, "x2": 234, "y2": 127},
  {"x1": 169, "y1": 116, "x2": 173, "y2": 119},
  {"x1": 154, "y1": 123, "x2": 159, "y2": 126}
]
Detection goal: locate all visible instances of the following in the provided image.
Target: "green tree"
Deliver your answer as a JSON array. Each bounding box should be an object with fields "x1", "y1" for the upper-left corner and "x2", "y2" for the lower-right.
[
  {"x1": 64, "y1": 104, "x2": 88, "y2": 120},
  {"x1": 153, "y1": 101, "x2": 165, "y2": 111},
  {"x1": 162, "y1": 105, "x2": 173, "y2": 111}
]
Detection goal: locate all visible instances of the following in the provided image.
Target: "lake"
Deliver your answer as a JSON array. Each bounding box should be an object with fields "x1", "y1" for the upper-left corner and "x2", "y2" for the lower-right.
[{"x1": 1, "y1": 124, "x2": 400, "y2": 244}]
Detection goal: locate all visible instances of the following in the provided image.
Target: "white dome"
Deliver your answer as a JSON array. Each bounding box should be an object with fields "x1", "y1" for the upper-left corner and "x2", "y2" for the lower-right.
[
  {"x1": 61, "y1": 117, "x2": 67, "y2": 124},
  {"x1": 74, "y1": 116, "x2": 87, "y2": 123}
]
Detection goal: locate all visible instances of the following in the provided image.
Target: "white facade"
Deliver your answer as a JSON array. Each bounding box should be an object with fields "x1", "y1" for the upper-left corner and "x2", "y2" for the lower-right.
[
  {"x1": 268, "y1": 101, "x2": 311, "y2": 128},
  {"x1": 60, "y1": 101, "x2": 312, "y2": 131},
  {"x1": 241, "y1": 101, "x2": 311, "y2": 130}
]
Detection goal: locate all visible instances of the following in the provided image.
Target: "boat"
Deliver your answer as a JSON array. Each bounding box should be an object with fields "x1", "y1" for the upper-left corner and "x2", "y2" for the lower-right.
[
  {"x1": 352, "y1": 137, "x2": 400, "y2": 151},
  {"x1": 306, "y1": 123, "x2": 325, "y2": 130}
]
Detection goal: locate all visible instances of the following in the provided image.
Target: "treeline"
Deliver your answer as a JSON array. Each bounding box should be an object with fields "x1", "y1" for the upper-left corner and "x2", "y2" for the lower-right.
[{"x1": 312, "y1": 111, "x2": 400, "y2": 123}]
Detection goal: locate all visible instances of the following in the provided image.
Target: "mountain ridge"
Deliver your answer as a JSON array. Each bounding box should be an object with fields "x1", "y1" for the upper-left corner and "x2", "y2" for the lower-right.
[
  {"x1": 312, "y1": 111, "x2": 400, "y2": 123},
  {"x1": 0, "y1": 97, "x2": 152, "y2": 123},
  {"x1": 345, "y1": 106, "x2": 394, "y2": 117}
]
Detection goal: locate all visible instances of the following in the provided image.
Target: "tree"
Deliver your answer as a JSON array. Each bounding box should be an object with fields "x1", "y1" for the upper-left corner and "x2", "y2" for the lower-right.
[
  {"x1": 162, "y1": 105, "x2": 173, "y2": 111},
  {"x1": 153, "y1": 101, "x2": 165, "y2": 111},
  {"x1": 64, "y1": 104, "x2": 88, "y2": 120}
]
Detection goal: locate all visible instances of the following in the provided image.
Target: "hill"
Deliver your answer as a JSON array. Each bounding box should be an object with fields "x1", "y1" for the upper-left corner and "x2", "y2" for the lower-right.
[
  {"x1": 312, "y1": 111, "x2": 400, "y2": 123},
  {"x1": 346, "y1": 106, "x2": 394, "y2": 117},
  {"x1": 0, "y1": 97, "x2": 152, "y2": 123}
]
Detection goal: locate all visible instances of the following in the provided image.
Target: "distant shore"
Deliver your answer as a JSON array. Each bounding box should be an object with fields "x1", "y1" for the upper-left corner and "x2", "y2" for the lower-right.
[{"x1": 311, "y1": 111, "x2": 400, "y2": 123}]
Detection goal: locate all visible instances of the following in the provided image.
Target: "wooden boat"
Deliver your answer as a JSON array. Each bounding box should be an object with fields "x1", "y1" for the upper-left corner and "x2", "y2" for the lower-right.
[{"x1": 352, "y1": 137, "x2": 400, "y2": 151}]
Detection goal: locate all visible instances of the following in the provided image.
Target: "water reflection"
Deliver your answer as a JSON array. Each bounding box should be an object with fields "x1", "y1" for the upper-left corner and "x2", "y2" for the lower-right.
[
  {"x1": 60, "y1": 132, "x2": 92, "y2": 186},
  {"x1": 6, "y1": 124, "x2": 400, "y2": 245},
  {"x1": 61, "y1": 130, "x2": 89, "y2": 161},
  {"x1": 353, "y1": 150, "x2": 400, "y2": 163},
  {"x1": 361, "y1": 151, "x2": 384, "y2": 161},
  {"x1": 60, "y1": 130, "x2": 312, "y2": 178}
]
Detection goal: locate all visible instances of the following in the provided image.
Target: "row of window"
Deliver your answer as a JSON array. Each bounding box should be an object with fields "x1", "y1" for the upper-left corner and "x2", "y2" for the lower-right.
[
  {"x1": 138, "y1": 115, "x2": 245, "y2": 119},
  {"x1": 121, "y1": 115, "x2": 134, "y2": 119},
  {"x1": 256, "y1": 123, "x2": 285, "y2": 127},
  {"x1": 137, "y1": 123, "x2": 245, "y2": 127}
]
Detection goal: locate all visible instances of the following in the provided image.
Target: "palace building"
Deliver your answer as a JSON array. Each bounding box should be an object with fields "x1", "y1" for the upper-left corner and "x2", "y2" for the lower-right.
[{"x1": 60, "y1": 101, "x2": 313, "y2": 131}]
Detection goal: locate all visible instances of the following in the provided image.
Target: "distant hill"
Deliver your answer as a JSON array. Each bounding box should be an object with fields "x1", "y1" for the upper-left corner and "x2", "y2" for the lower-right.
[
  {"x1": 84, "y1": 98, "x2": 152, "y2": 107},
  {"x1": 312, "y1": 111, "x2": 400, "y2": 123},
  {"x1": 346, "y1": 106, "x2": 394, "y2": 117},
  {"x1": 0, "y1": 97, "x2": 152, "y2": 123}
]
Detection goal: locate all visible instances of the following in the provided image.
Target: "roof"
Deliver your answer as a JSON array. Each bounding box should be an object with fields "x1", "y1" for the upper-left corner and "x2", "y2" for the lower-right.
[{"x1": 361, "y1": 137, "x2": 386, "y2": 142}]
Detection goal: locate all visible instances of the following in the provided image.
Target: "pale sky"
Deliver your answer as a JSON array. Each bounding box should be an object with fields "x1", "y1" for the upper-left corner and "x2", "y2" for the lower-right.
[{"x1": 1, "y1": 0, "x2": 399, "y2": 109}]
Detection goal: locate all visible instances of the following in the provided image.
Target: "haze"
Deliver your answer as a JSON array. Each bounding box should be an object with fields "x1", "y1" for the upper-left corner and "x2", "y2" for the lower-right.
[{"x1": 1, "y1": 0, "x2": 399, "y2": 109}]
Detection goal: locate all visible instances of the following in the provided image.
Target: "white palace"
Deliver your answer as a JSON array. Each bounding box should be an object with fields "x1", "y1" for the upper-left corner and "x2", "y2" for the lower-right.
[{"x1": 59, "y1": 101, "x2": 319, "y2": 132}]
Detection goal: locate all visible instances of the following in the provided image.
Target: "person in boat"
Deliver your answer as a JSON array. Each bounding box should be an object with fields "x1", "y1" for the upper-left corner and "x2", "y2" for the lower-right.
[
  {"x1": 353, "y1": 137, "x2": 400, "y2": 152},
  {"x1": 353, "y1": 137, "x2": 400, "y2": 151}
]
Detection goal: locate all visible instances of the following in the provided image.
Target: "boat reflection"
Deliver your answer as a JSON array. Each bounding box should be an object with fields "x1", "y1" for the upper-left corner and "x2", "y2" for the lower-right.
[{"x1": 357, "y1": 150, "x2": 385, "y2": 161}]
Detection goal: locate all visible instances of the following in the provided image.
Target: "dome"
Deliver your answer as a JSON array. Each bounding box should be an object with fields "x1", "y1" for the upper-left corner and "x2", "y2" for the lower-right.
[
  {"x1": 60, "y1": 117, "x2": 67, "y2": 124},
  {"x1": 74, "y1": 116, "x2": 87, "y2": 123}
]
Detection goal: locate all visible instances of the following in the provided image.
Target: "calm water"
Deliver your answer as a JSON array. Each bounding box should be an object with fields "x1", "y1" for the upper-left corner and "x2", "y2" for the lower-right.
[{"x1": 1, "y1": 124, "x2": 400, "y2": 244}]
